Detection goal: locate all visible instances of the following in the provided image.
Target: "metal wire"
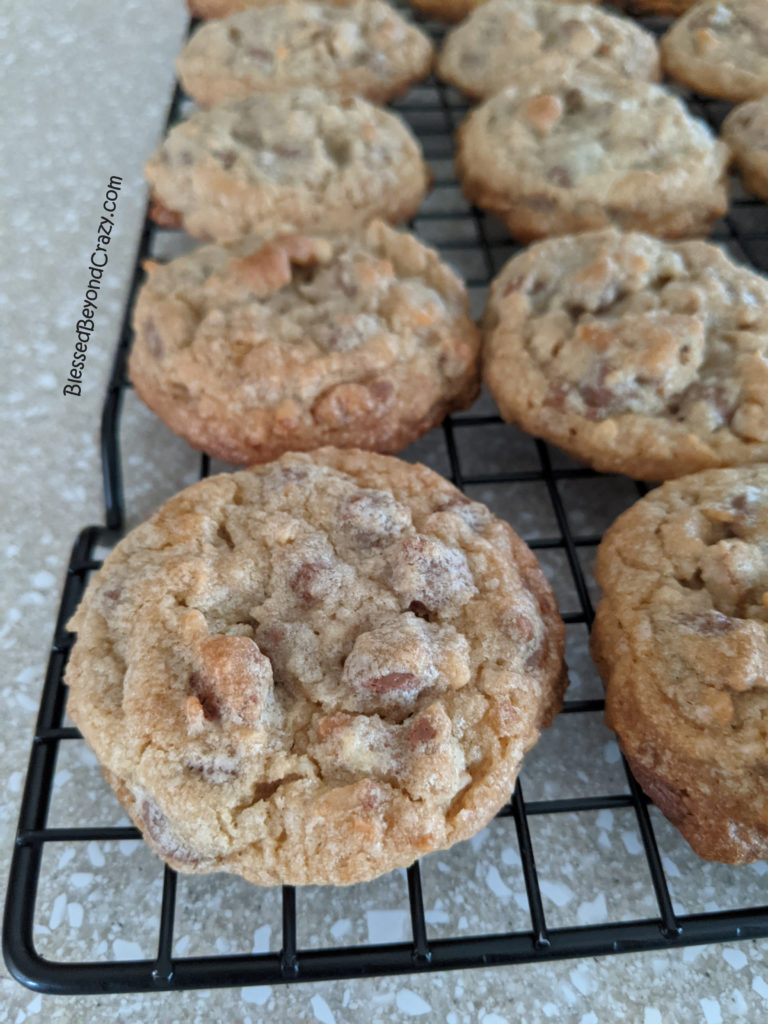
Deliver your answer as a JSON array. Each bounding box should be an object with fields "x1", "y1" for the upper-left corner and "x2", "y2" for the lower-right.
[{"x1": 4, "y1": 9, "x2": 768, "y2": 996}]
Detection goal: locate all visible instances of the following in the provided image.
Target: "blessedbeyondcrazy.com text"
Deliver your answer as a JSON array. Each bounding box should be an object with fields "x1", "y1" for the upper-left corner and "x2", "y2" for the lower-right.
[{"x1": 63, "y1": 176, "x2": 123, "y2": 397}]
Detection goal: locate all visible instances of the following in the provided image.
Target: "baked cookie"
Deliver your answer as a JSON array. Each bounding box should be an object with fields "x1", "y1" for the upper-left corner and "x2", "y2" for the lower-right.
[
  {"x1": 611, "y1": 0, "x2": 694, "y2": 14},
  {"x1": 65, "y1": 449, "x2": 567, "y2": 886},
  {"x1": 144, "y1": 90, "x2": 430, "y2": 244},
  {"x1": 189, "y1": 0, "x2": 353, "y2": 15},
  {"x1": 408, "y1": 0, "x2": 602, "y2": 22},
  {"x1": 483, "y1": 229, "x2": 768, "y2": 480},
  {"x1": 661, "y1": 0, "x2": 768, "y2": 103},
  {"x1": 722, "y1": 97, "x2": 768, "y2": 202},
  {"x1": 176, "y1": 2, "x2": 433, "y2": 108},
  {"x1": 455, "y1": 67, "x2": 729, "y2": 242},
  {"x1": 437, "y1": 0, "x2": 659, "y2": 101},
  {"x1": 129, "y1": 222, "x2": 480, "y2": 464},
  {"x1": 407, "y1": 0, "x2": 487, "y2": 24},
  {"x1": 591, "y1": 466, "x2": 768, "y2": 864}
]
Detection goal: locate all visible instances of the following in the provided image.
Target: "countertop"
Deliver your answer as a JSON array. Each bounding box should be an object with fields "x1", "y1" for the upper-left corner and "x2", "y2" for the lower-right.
[{"x1": 1, "y1": 2, "x2": 767, "y2": 1021}]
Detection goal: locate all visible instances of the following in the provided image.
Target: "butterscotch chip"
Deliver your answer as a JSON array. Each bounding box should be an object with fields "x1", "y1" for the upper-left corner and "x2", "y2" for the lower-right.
[
  {"x1": 483, "y1": 229, "x2": 768, "y2": 480},
  {"x1": 144, "y1": 89, "x2": 430, "y2": 244},
  {"x1": 455, "y1": 67, "x2": 729, "y2": 243},
  {"x1": 591, "y1": 466, "x2": 768, "y2": 863},
  {"x1": 661, "y1": 0, "x2": 768, "y2": 102},
  {"x1": 65, "y1": 449, "x2": 567, "y2": 886},
  {"x1": 437, "y1": 0, "x2": 659, "y2": 101},
  {"x1": 128, "y1": 221, "x2": 480, "y2": 464},
  {"x1": 176, "y1": 2, "x2": 433, "y2": 108},
  {"x1": 722, "y1": 97, "x2": 768, "y2": 203}
]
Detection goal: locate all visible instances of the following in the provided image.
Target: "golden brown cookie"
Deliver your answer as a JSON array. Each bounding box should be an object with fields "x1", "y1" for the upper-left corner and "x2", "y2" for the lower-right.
[
  {"x1": 661, "y1": 0, "x2": 768, "y2": 103},
  {"x1": 65, "y1": 449, "x2": 567, "y2": 886},
  {"x1": 129, "y1": 222, "x2": 480, "y2": 464},
  {"x1": 407, "y1": 0, "x2": 487, "y2": 23},
  {"x1": 189, "y1": 0, "x2": 353, "y2": 14},
  {"x1": 455, "y1": 66, "x2": 729, "y2": 243},
  {"x1": 482, "y1": 229, "x2": 768, "y2": 480},
  {"x1": 144, "y1": 89, "x2": 430, "y2": 244},
  {"x1": 177, "y1": 2, "x2": 433, "y2": 108},
  {"x1": 437, "y1": 0, "x2": 659, "y2": 101},
  {"x1": 591, "y1": 466, "x2": 768, "y2": 864},
  {"x1": 611, "y1": 0, "x2": 694, "y2": 15},
  {"x1": 722, "y1": 97, "x2": 768, "y2": 202}
]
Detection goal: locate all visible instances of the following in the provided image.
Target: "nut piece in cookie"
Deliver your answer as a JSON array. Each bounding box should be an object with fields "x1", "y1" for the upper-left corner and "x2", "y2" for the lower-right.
[
  {"x1": 177, "y1": 2, "x2": 433, "y2": 108},
  {"x1": 144, "y1": 89, "x2": 430, "y2": 243},
  {"x1": 64, "y1": 448, "x2": 567, "y2": 886},
  {"x1": 661, "y1": 0, "x2": 768, "y2": 103},
  {"x1": 456, "y1": 66, "x2": 728, "y2": 242},
  {"x1": 482, "y1": 229, "x2": 768, "y2": 480},
  {"x1": 437, "y1": 0, "x2": 660, "y2": 100},
  {"x1": 129, "y1": 221, "x2": 480, "y2": 464},
  {"x1": 591, "y1": 466, "x2": 768, "y2": 863}
]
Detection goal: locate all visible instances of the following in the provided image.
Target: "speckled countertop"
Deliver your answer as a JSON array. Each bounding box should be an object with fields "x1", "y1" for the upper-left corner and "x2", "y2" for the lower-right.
[{"x1": 2, "y1": 2, "x2": 767, "y2": 1021}]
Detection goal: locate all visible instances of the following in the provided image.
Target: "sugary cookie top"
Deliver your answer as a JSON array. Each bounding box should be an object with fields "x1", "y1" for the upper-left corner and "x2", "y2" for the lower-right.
[
  {"x1": 437, "y1": 0, "x2": 660, "y2": 98},
  {"x1": 459, "y1": 66, "x2": 726, "y2": 201},
  {"x1": 177, "y1": 1, "x2": 433, "y2": 106},
  {"x1": 66, "y1": 450, "x2": 565, "y2": 885},
  {"x1": 662, "y1": 0, "x2": 768, "y2": 101},
  {"x1": 144, "y1": 89, "x2": 429, "y2": 242},
  {"x1": 484, "y1": 229, "x2": 768, "y2": 477},
  {"x1": 148, "y1": 88, "x2": 420, "y2": 190},
  {"x1": 595, "y1": 466, "x2": 768, "y2": 762},
  {"x1": 129, "y1": 221, "x2": 480, "y2": 463}
]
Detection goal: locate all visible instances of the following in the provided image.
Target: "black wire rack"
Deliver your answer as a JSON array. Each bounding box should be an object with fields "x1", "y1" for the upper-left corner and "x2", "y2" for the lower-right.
[{"x1": 4, "y1": 8, "x2": 768, "y2": 997}]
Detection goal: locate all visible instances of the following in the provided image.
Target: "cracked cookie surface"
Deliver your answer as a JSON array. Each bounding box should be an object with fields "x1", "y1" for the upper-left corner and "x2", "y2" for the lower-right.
[
  {"x1": 176, "y1": 1, "x2": 433, "y2": 108},
  {"x1": 661, "y1": 0, "x2": 768, "y2": 103},
  {"x1": 65, "y1": 449, "x2": 567, "y2": 886},
  {"x1": 483, "y1": 229, "x2": 768, "y2": 479},
  {"x1": 128, "y1": 221, "x2": 480, "y2": 464},
  {"x1": 722, "y1": 97, "x2": 768, "y2": 203},
  {"x1": 437, "y1": 0, "x2": 659, "y2": 100},
  {"x1": 144, "y1": 89, "x2": 430, "y2": 244},
  {"x1": 591, "y1": 466, "x2": 768, "y2": 863}
]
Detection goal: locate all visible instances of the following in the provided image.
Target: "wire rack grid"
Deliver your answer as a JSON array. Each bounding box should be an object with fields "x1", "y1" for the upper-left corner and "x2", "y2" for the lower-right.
[{"x1": 4, "y1": 8, "x2": 768, "y2": 996}]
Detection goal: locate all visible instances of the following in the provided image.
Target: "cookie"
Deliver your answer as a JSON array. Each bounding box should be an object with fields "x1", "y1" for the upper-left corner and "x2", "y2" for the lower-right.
[
  {"x1": 611, "y1": 0, "x2": 694, "y2": 14},
  {"x1": 189, "y1": 0, "x2": 353, "y2": 15},
  {"x1": 482, "y1": 229, "x2": 768, "y2": 480},
  {"x1": 455, "y1": 66, "x2": 729, "y2": 242},
  {"x1": 591, "y1": 466, "x2": 768, "y2": 863},
  {"x1": 144, "y1": 89, "x2": 430, "y2": 244},
  {"x1": 437, "y1": 0, "x2": 660, "y2": 101},
  {"x1": 722, "y1": 97, "x2": 768, "y2": 203},
  {"x1": 176, "y1": 2, "x2": 433, "y2": 108},
  {"x1": 661, "y1": 0, "x2": 768, "y2": 103},
  {"x1": 406, "y1": 0, "x2": 488, "y2": 23},
  {"x1": 129, "y1": 221, "x2": 481, "y2": 464},
  {"x1": 65, "y1": 448, "x2": 567, "y2": 886}
]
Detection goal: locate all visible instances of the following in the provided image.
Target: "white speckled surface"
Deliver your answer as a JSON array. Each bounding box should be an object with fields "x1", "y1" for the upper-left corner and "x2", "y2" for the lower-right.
[{"x1": 2, "y1": 2, "x2": 768, "y2": 1021}]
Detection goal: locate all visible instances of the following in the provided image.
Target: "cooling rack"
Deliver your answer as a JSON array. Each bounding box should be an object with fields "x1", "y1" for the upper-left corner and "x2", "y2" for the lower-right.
[{"x1": 4, "y1": 8, "x2": 768, "y2": 996}]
